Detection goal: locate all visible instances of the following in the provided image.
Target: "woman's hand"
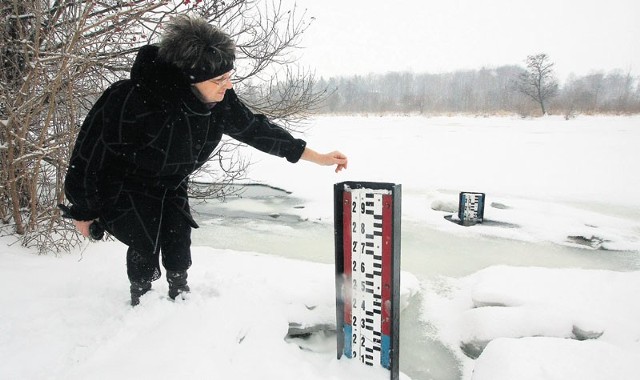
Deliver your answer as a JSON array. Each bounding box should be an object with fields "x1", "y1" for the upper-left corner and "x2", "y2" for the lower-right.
[
  {"x1": 301, "y1": 148, "x2": 348, "y2": 173},
  {"x1": 73, "y1": 220, "x2": 94, "y2": 238}
]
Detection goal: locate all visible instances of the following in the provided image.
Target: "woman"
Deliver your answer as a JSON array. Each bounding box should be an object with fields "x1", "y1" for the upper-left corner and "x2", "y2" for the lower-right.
[{"x1": 64, "y1": 15, "x2": 347, "y2": 306}]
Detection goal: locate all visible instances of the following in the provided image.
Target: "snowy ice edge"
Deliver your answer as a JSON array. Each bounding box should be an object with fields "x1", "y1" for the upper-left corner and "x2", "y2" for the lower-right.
[
  {"x1": 193, "y1": 180, "x2": 640, "y2": 253},
  {"x1": 421, "y1": 265, "x2": 640, "y2": 380},
  {"x1": 427, "y1": 191, "x2": 640, "y2": 252}
]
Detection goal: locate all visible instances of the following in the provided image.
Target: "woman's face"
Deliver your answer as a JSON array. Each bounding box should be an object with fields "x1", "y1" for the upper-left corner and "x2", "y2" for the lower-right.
[{"x1": 193, "y1": 70, "x2": 234, "y2": 103}]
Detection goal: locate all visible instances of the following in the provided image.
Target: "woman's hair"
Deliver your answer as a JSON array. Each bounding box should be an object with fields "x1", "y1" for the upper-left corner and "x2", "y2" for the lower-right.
[{"x1": 158, "y1": 15, "x2": 235, "y2": 83}]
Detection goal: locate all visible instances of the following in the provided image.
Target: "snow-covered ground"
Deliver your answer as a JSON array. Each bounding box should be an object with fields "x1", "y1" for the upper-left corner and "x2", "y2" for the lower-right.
[{"x1": 2, "y1": 115, "x2": 639, "y2": 380}]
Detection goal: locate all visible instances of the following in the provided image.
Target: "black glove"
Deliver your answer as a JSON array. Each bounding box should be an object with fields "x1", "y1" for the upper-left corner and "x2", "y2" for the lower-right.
[{"x1": 58, "y1": 204, "x2": 105, "y2": 240}]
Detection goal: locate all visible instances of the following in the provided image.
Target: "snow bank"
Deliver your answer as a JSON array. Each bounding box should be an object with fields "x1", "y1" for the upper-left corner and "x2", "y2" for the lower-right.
[
  {"x1": 473, "y1": 337, "x2": 640, "y2": 380},
  {"x1": 0, "y1": 238, "x2": 418, "y2": 380},
  {"x1": 421, "y1": 265, "x2": 640, "y2": 379}
]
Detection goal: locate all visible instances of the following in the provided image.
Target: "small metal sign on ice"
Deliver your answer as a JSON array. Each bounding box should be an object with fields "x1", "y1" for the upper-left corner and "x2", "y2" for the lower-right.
[
  {"x1": 333, "y1": 182, "x2": 401, "y2": 380},
  {"x1": 458, "y1": 191, "x2": 485, "y2": 226}
]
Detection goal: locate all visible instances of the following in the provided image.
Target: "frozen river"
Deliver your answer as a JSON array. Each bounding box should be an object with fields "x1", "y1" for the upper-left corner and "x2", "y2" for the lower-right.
[
  {"x1": 3, "y1": 117, "x2": 638, "y2": 380},
  {"x1": 190, "y1": 182, "x2": 639, "y2": 380},
  {"x1": 191, "y1": 185, "x2": 637, "y2": 278},
  {"x1": 190, "y1": 115, "x2": 640, "y2": 380}
]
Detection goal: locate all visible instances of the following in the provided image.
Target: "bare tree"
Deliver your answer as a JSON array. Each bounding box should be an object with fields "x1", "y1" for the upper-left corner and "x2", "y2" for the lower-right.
[
  {"x1": 1, "y1": 0, "x2": 321, "y2": 253},
  {"x1": 516, "y1": 53, "x2": 558, "y2": 115}
]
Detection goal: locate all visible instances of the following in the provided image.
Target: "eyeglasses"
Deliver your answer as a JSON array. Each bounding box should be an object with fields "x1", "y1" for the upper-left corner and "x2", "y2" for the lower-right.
[{"x1": 210, "y1": 69, "x2": 235, "y2": 86}]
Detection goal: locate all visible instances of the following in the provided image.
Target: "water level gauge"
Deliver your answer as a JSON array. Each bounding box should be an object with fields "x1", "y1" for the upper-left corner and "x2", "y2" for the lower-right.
[{"x1": 334, "y1": 181, "x2": 401, "y2": 380}]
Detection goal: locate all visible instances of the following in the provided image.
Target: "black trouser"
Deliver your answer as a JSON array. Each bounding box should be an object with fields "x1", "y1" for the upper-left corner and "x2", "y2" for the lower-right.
[{"x1": 102, "y1": 189, "x2": 193, "y2": 283}]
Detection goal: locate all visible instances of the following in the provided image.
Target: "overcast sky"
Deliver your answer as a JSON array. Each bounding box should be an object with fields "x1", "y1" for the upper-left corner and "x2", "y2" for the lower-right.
[{"x1": 281, "y1": 0, "x2": 640, "y2": 81}]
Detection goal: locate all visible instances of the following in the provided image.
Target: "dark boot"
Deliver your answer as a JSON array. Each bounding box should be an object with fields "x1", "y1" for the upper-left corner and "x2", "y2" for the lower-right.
[
  {"x1": 130, "y1": 280, "x2": 152, "y2": 306},
  {"x1": 167, "y1": 270, "x2": 190, "y2": 300}
]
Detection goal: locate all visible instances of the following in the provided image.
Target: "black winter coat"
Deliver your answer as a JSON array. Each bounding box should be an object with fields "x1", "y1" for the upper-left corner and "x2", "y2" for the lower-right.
[{"x1": 64, "y1": 45, "x2": 306, "y2": 249}]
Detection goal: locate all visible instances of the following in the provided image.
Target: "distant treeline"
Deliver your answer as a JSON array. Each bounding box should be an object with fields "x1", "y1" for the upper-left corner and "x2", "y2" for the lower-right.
[{"x1": 313, "y1": 66, "x2": 640, "y2": 116}]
